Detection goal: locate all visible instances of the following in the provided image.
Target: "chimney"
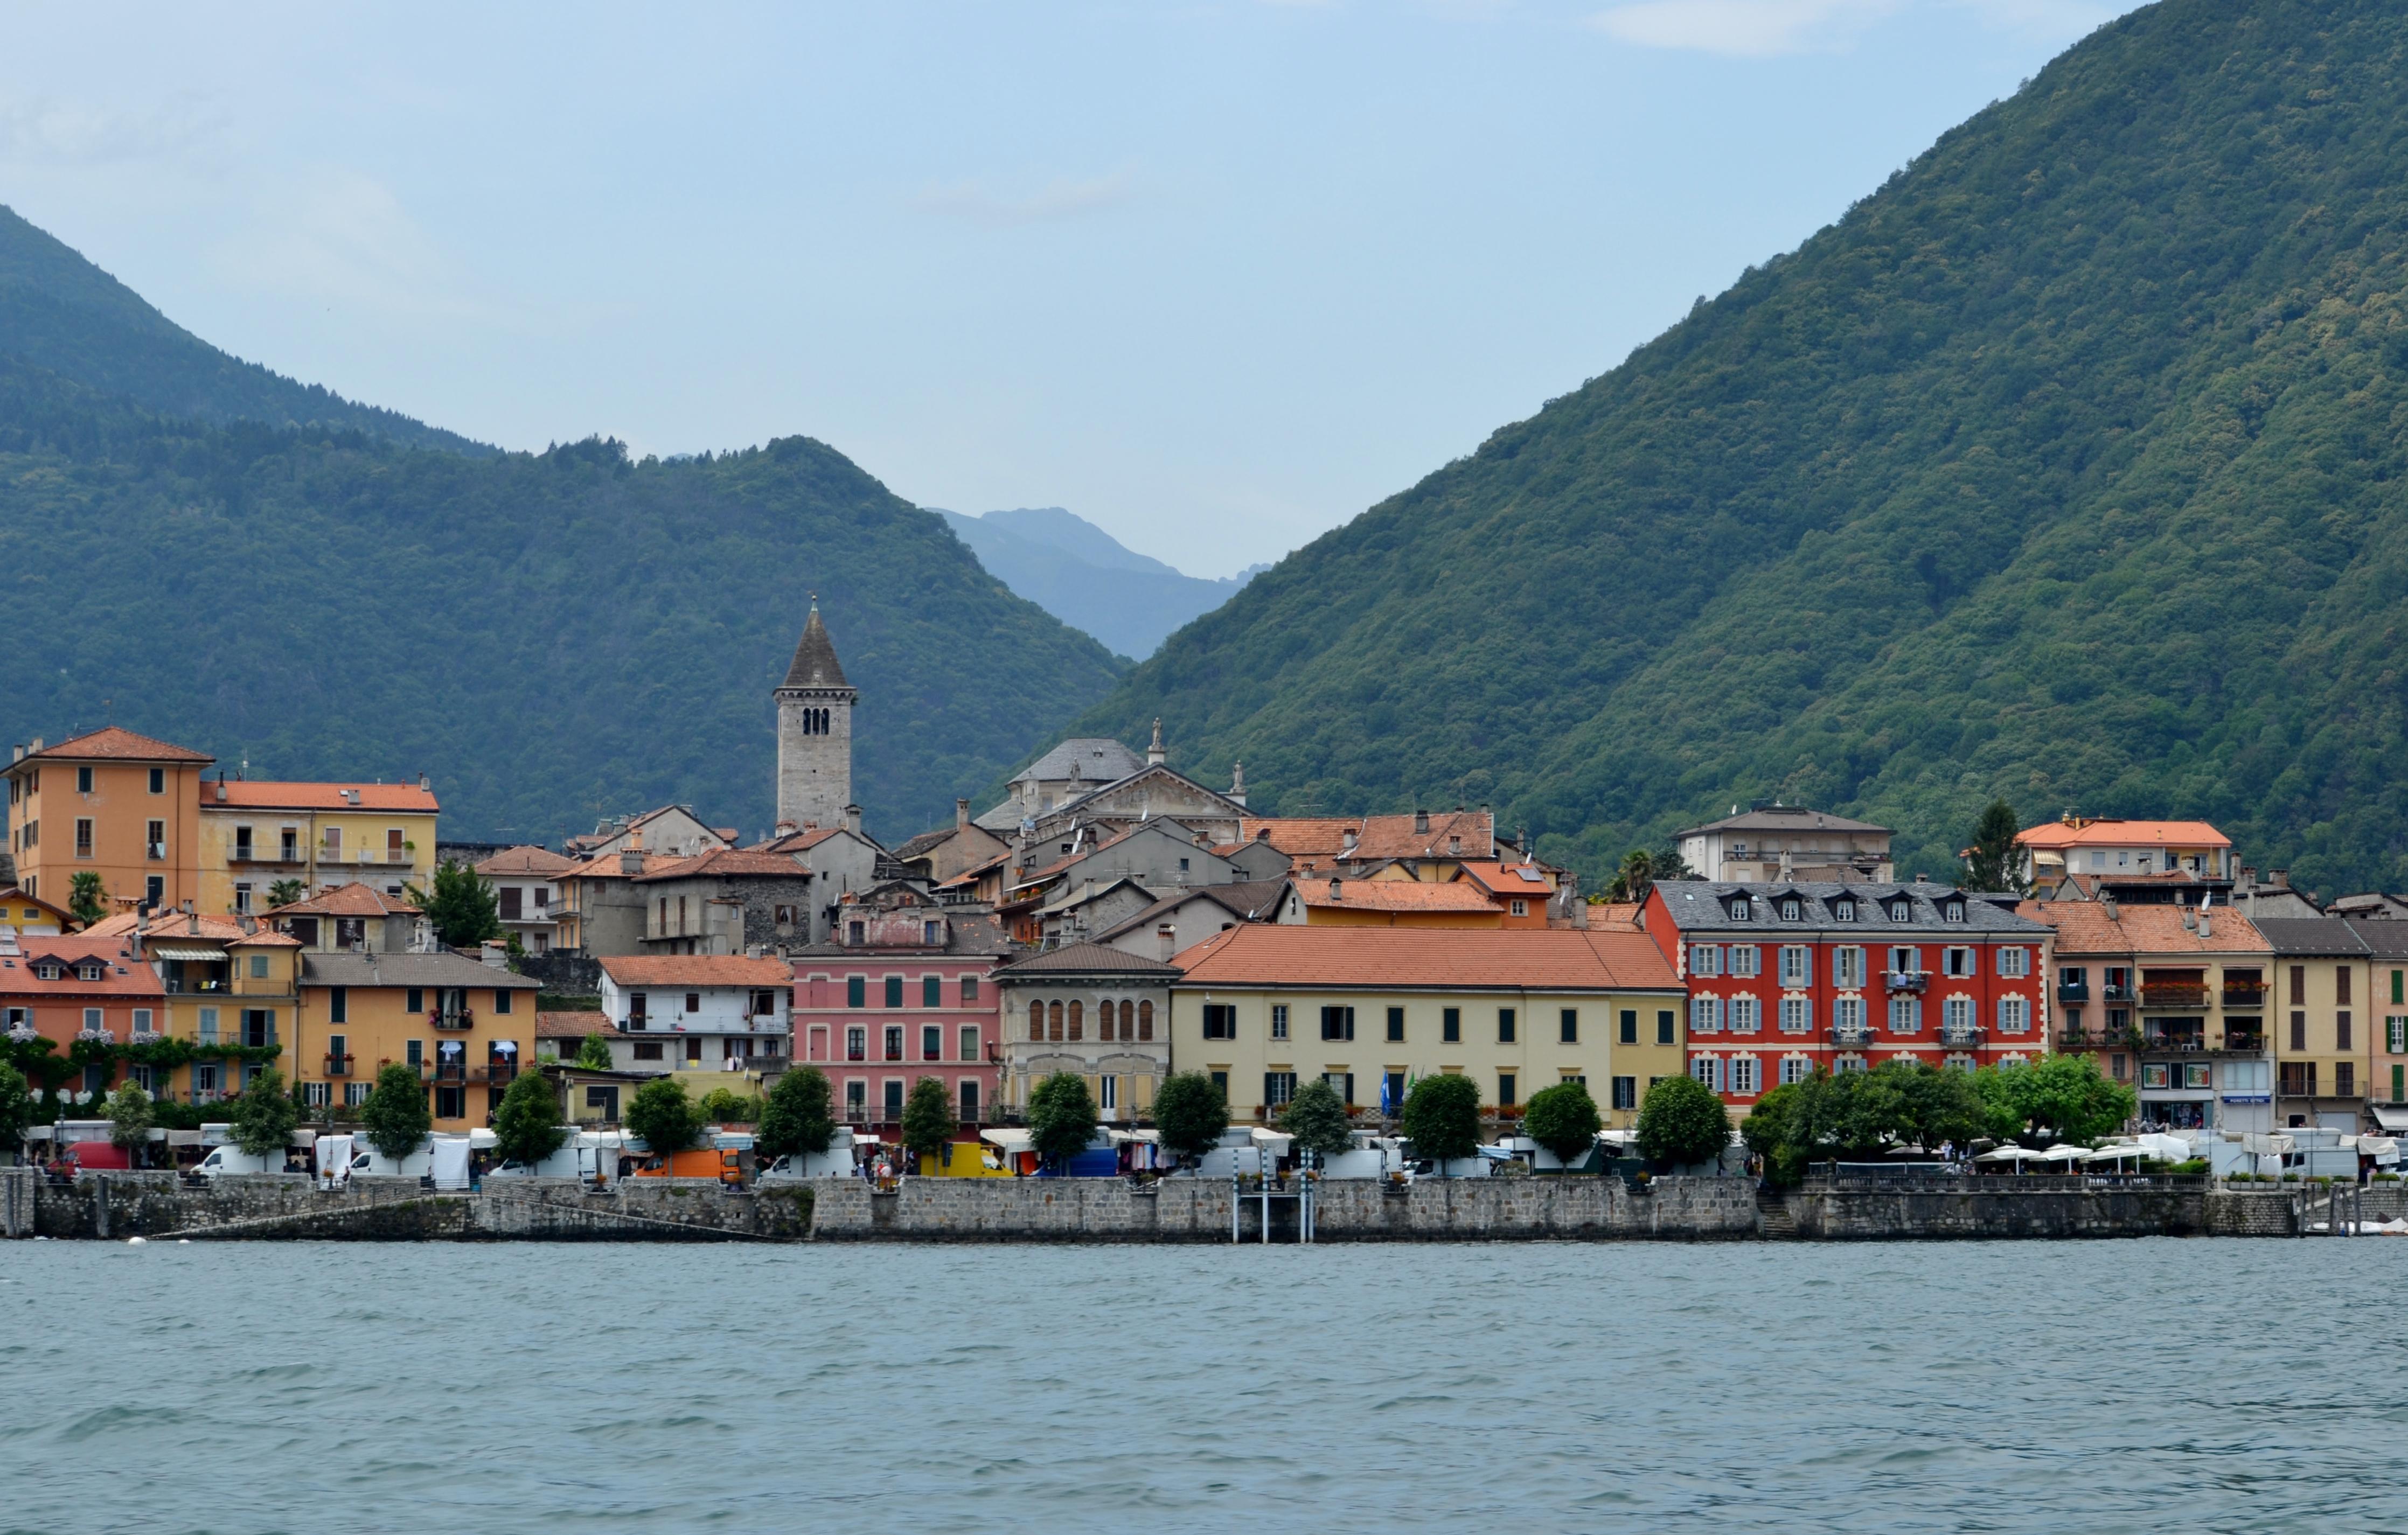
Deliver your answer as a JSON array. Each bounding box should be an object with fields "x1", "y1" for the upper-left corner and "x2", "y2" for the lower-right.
[
  {"x1": 620, "y1": 828, "x2": 647, "y2": 876},
  {"x1": 1341, "y1": 827, "x2": 1359, "y2": 857},
  {"x1": 956, "y1": 798, "x2": 970, "y2": 831},
  {"x1": 2100, "y1": 894, "x2": 2119, "y2": 920},
  {"x1": 29, "y1": 738, "x2": 42, "y2": 753},
  {"x1": 1329, "y1": 877, "x2": 1344, "y2": 901},
  {"x1": 480, "y1": 940, "x2": 509, "y2": 969},
  {"x1": 2271, "y1": 869, "x2": 2291, "y2": 891},
  {"x1": 844, "y1": 804, "x2": 862, "y2": 834},
  {"x1": 419, "y1": 772, "x2": 429, "y2": 791},
  {"x1": 1158, "y1": 925, "x2": 1176, "y2": 962},
  {"x1": 1414, "y1": 808, "x2": 1430, "y2": 835}
]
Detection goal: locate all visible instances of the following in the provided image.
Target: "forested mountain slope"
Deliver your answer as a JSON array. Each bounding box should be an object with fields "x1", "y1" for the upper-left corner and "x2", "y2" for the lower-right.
[
  {"x1": 0, "y1": 357, "x2": 1126, "y2": 842},
  {"x1": 0, "y1": 204, "x2": 490, "y2": 456},
  {"x1": 1080, "y1": 0, "x2": 2408, "y2": 897}
]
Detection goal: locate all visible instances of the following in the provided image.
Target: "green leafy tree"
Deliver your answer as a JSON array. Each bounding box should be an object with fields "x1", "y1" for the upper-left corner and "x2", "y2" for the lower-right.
[
  {"x1": 699, "y1": 1087, "x2": 761, "y2": 1123},
  {"x1": 1602, "y1": 846, "x2": 1696, "y2": 903},
  {"x1": 265, "y1": 878, "x2": 308, "y2": 910},
  {"x1": 1634, "y1": 1073, "x2": 1731, "y2": 1169},
  {"x1": 492, "y1": 1070, "x2": 567, "y2": 1167},
  {"x1": 1151, "y1": 1072, "x2": 1229, "y2": 1167},
  {"x1": 1979, "y1": 1055, "x2": 2135, "y2": 1143},
  {"x1": 1522, "y1": 1080, "x2": 1602, "y2": 1166},
  {"x1": 1401, "y1": 1072, "x2": 1483, "y2": 1170},
  {"x1": 575, "y1": 1034, "x2": 616, "y2": 1071},
  {"x1": 409, "y1": 859, "x2": 503, "y2": 949},
  {"x1": 755, "y1": 1066, "x2": 836, "y2": 1161},
  {"x1": 1960, "y1": 799, "x2": 2031, "y2": 894},
  {"x1": 1279, "y1": 1078, "x2": 1354, "y2": 1159},
  {"x1": 1741, "y1": 1081, "x2": 1810, "y2": 1186},
  {"x1": 106, "y1": 1081, "x2": 154, "y2": 1152},
  {"x1": 1878, "y1": 1058, "x2": 1991, "y2": 1152},
  {"x1": 0, "y1": 1062, "x2": 35, "y2": 1148},
  {"x1": 900, "y1": 1076, "x2": 958, "y2": 1167},
  {"x1": 359, "y1": 1062, "x2": 433, "y2": 1162},
  {"x1": 228, "y1": 1069, "x2": 300, "y2": 1159},
  {"x1": 626, "y1": 1077, "x2": 706, "y2": 1154},
  {"x1": 1026, "y1": 1071, "x2": 1098, "y2": 1170},
  {"x1": 68, "y1": 870, "x2": 107, "y2": 927}
]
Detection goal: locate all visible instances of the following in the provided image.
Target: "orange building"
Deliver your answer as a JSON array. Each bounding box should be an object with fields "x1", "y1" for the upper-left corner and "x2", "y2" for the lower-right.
[{"x1": 4, "y1": 729, "x2": 213, "y2": 913}]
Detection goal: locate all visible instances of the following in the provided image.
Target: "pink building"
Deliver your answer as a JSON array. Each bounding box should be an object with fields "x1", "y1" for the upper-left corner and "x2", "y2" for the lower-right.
[{"x1": 788, "y1": 891, "x2": 1015, "y2": 1131}]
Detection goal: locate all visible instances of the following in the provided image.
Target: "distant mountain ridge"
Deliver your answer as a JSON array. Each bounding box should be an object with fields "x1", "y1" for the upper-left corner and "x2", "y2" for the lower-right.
[
  {"x1": 0, "y1": 204, "x2": 491, "y2": 456},
  {"x1": 935, "y1": 506, "x2": 1259, "y2": 659},
  {"x1": 1076, "y1": 0, "x2": 2408, "y2": 899}
]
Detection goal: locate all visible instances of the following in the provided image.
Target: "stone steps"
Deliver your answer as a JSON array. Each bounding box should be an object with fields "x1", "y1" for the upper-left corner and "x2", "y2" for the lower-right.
[{"x1": 1755, "y1": 1187, "x2": 1798, "y2": 1239}]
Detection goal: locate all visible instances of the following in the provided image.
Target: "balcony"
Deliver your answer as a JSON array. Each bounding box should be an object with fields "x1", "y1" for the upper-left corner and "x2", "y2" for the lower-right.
[
  {"x1": 2056, "y1": 1028, "x2": 2101, "y2": 1051},
  {"x1": 231, "y1": 844, "x2": 307, "y2": 865},
  {"x1": 429, "y1": 1010, "x2": 476, "y2": 1032},
  {"x1": 324, "y1": 1053, "x2": 354, "y2": 1077},
  {"x1": 75, "y1": 1028, "x2": 115, "y2": 1044},
  {"x1": 2102, "y1": 983, "x2": 2137, "y2": 1003},
  {"x1": 2140, "y1": 983, "x2": 2208, "y2": 1009},
  {"x1": 1832, "y1": 1023, "x2": 1876, "y2": 1048},
  {"x1": 1939, "y1": 1023, "x2": 1984, "y2": 1048},
  {"x1": 1885, "y1": 972, "x2": 1928, "y2": 995},
  {"x1": 130, "y1": 1030, "x2": 164, "y2": 1045},
  {"x1": 2141, "y1": 1030, "x2": 2206, "y2": 1052},
  {"x1": 2222, "y1": 985, "x2": 2267, "y2": 1009},
  {"x1": 164, "y1": 978, "x2": 228, "y2": 994},
  {"x1": 2057, "y1": 980, "x2": 2090, "y2": 1002},
  {"x1": 2223, "y1": 1031, "x2": 2265, "y2": 1053}
]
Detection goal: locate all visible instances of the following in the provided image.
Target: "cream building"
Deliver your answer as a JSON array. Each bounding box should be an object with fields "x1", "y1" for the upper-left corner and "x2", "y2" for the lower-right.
[
  {"x1": 991, "y1": 941, "x2": 1180, "y2": 1123},
  {"x1": 198, "y1": 777, "x2": 439, "y2": 916}
]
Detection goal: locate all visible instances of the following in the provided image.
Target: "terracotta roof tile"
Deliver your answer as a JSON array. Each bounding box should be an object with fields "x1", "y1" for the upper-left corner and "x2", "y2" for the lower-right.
[
  {"x1": 1232, "y1": 810, "x2": 1494, "y2": 864},
  {"x1": 474, "y1": 845, "x2": 578, "y2": 877},
  {"x1": 208, "y1": 780, "x2": 438, "y2": 813},
  {"x1": 2017, "y1": 900, "x2": 2271, "y2": 955},
  {"x1": 537, "y1": 1009, "x2": 609, "y2": 1038},
  {"x1": 83, "y1": 910, "x2": 305, "y2": 948},
  {"x1": 2017, "y1": 819, "x2": 2233, "y2": 850},
  {"x1": 991, "y1": 941, "x2": 1184, "y2": 979},
  {"x1": 264, "y1": 882, "x2": 423, "y2": 918},
  {"x1": 0, "y1": 936, "x2": 169, "y2": 997},
  {"x1": 1169, "y1": 925, "x2": 1679, "y2": 991},
  {"x1": 18, "y1": 727, "x2": 212, "y2": 764},
  {"x1": 630, "y1": 848, "x2": 810, "y2": 883},
  {"x1": 1296, "y1": 880, "x2": 1500, "y2": 913},
  {"x1": 1455, "y1": 860, "x2": 1556, "y2": 897},
  {"x1": 597, "y1": 954, "x2": 794, "y2": 987}
]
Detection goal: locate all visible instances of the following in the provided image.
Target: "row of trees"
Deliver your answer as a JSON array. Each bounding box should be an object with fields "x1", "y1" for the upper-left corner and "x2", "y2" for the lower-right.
[{"x1": 1743, "y1": 1056, "x2": 2137, "y2": 1185}]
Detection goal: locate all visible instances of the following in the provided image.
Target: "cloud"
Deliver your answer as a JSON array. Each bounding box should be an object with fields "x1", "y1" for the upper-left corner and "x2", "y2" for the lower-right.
[
  {"x1": 912, "y1": 171, "x2": 1135, "y2": 228},
  {"x1": 0, "y1": 93, "x2": 226, "y2": 167},
  {"x1": 210, "y1": 169, "x2": 515, "y2": 326},
  {"x1": 1586, "y1": 0, "x2": 1898, "y2": 56}
]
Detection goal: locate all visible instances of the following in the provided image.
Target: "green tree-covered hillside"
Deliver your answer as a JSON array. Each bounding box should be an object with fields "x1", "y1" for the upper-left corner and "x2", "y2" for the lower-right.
[
  {"x1": 1078, "y1": 0, "x2": 2408, "y2": 897},
  {"x1": 0, "y1": 204, "x2": 490, "y2": 457},
  {"x1": 0, "y1": 357, "x2": 1126, "y2": 843}
]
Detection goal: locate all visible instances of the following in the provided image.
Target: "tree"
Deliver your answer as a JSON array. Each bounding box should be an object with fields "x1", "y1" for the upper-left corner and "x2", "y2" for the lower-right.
[
  {"x1": 68, "y1": 870, "x2": 107, "y2": 927},
  {"x1": 901, "y1": 1076, "x2": 958, "y2": 1167},
  {"x1": 359, "y1": 1062, "x2": 433, "y2": 1162},
  {"x1": 1279, "y1": 1078, "x2": 1354, "y2": 1159},
  {"x1": 409, "y1": 859, "x2": 503, "y2": 949},
  {"x1": 1522, "y1": 1080, "x2": 1602, "y2": 1166},
  {"x1": 1401, "y1": 1073, "x2": 1482, "y2": 1170},
  {"x1": 1959, "y1": 799, "x2": 2031, "y2": 895},
  {"x1": 1634, "y1": 1073, "x2": 1730, "y2": 1169},
  {"x1": 699, "y1": 1087, "x2": 761, "y2": 1124},
  {"x1": 626, "y1": 1077, "x2": 706, "y2": 1155},
  {"x1": 1151, "y1": 1072, "x2": 1228, "y2": 1167},
  {"x1": 266, "y1": 878, "x2": 308, "y2": 910},
  {"x1": 492, "y1": 1070, "x2": 567, "y2": 1167},
  {"x1": 1741, "y1": 1082, "x2": 1810, "y2": 1186},
  {"x1": 1026, "y1": 1071, "x2": 1098, "y2": 1170},
  {"x1": 756, "y1": 1066, "x2": 835, "y2": 1161},
  {"x1": 575, "y1": 1034, "x2": 616, "y2": 1071},
  {"x1": 1879, "y1": 1059, "x2": 1991, "y2": 1152},
  {"x1": 1979, "y1": 1055, "x2": 2135, "y2": 1143},
  {"x1": 1602, "y1": 845, "x2": 1696, "y2": 903},
  {"x1": 0, "y1": 1062, "x2": 34, "y2": 1149},
  {"x1": 229, "y1": 1069, "x2": 300, "y2": 1159},
  {"x1": 107, "y1": 1081, "x2": 154, "y2": 1153}
]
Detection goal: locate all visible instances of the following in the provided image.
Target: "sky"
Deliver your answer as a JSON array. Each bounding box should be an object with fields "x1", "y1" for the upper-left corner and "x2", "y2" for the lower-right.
[{"x1": 1, "y1": 0, "x2": 2143, "y2": 578}]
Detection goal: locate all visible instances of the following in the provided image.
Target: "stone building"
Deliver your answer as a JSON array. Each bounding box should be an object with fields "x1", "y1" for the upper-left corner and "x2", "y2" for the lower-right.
[
  {"x1": 991, "y1": 941, "x2": 1181, "y2": 1123},
  {"x1": 774, "y1": 601, "x2": 856, "y2": 835},
  {"x1": 629, "y1": 847, "x2": 817, "y2": 956}
]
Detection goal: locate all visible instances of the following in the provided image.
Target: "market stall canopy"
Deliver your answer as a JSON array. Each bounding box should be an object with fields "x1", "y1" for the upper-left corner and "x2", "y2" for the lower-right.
[
  {"x1": 1974, "y1": 1146, "x2": 2041, "y2": 1163},
  {"x1": 2370, "y1": 1106, "x2": 2408, "y2": 1133},
  {"x1": 979, "y1": 1128, "x2": 1033, "y2": 1152}
]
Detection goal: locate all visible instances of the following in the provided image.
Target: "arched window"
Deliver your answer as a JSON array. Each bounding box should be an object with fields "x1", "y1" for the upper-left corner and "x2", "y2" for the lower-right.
[
  {"x1": 1137, "y1": 1000, "x2": 1153, "y2": 1041},
  {"x1": 1094, "y1": 999, "x2": 1113, "y2": 1042},
  {"x1": 1048, "y1": 1001, "x2": 1063, "y2": 1042},
  {"x1": 1119, "y1": 1000, "x2": 1135, "y2": 1038},
  {"x1": 1029, "y1": 1000, "x2": 1045, "y2": 1042},
  {"x1": 1067, "y1": 1000, "x2": 1084, "y2": 1042}
]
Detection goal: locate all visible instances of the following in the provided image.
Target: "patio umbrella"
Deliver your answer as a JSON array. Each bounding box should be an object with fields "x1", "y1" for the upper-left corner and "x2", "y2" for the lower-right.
[
  {"x1": 1974, "y1": 1146, "x2": 2039, "y2": 1163},
  {"x1": 2037, "y1": 1143, "x2": 2090, "y2": 1164}
]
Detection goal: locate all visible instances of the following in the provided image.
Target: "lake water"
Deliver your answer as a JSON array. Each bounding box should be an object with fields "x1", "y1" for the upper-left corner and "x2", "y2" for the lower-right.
[{"x1": 4, "y1": 1238, "x2": 2403, "y2": 1533}]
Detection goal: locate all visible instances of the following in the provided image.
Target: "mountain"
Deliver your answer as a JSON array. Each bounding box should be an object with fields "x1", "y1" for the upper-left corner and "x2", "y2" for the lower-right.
[
  {"x1": 1075, "y1": 0, "x2": 2408, "y2": 899},
  {"x1": 0, "y1": 323, "x2": 1127, "y2": 847},
  {"x1": 936, "y1": 506, "x2": 1258, "y2": 659},
  {"x1": 0, "y1": 204, "x2": 491, "y2": 456}
]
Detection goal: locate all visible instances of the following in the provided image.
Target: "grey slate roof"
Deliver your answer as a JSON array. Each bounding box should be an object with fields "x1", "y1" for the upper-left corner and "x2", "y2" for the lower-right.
[
  {"x1": 2252, "y1": 917, "x2": 2373, "y2": 956},
  {"x1": 1097, "y1": 880, "x2": 1291, "y2": 941},
  {"x1": 1653, "y1": 880, "x2": 2047, "y2": 935},
  {"x1": 778, "y1": 605, "x2": 851, "y2": 692},
  {"x1": 990, "y1": 940, "x2": 1184, "y2": 980},
  {"x1": 1010, "y1": 737, "x2": 1146, "y2": 786},
  {"x1": 301, "y1": 951, "x2": 542, "y2": 988},
  {"x1": 1673, "y1": 806, "x2": 1892, "y2": 838}
]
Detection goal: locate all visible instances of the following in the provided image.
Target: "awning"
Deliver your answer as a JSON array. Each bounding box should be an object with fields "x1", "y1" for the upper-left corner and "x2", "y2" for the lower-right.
[
  {"x1": 2370, "y1": 1106, "x2": 2408, "y2": 1133},
  {"x1": 978, "y1": 1128, "x2": 1032, "y2": 1150},
  {"x1": 148, "y1": 945, "x2": 226, "y2": 961}
]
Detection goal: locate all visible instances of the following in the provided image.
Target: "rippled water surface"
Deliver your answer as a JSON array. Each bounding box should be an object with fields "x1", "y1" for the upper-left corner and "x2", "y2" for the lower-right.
[{"x1": 5, "y1": 1238, "x2": 2404, "y2": 1533}]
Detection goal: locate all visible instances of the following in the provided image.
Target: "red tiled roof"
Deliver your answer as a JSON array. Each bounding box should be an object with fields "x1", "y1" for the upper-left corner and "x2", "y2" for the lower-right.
[
  {"x1": 598, "y1": 955, "x2": 794, "y2": 987},
  {"x1": 1587, "y1": 902, "x2": 1643, "y2": 930},
  {"x1": 83, "y1": 910, "x2": 303, "y2": 947},
  {"x1": 475, "y1": 845, "x2": 577, "y2": 877},
  {"x1": 2017, "y1": 819, "x2": 2232, "y2": 851},
  {"x1": 1456, "y1": 861, "x2": 1556, "y2": 897},
  {"x1": 1296, "y1": 880, "x2": 1499, "y2": 913},
  {"x1": 0, "y1": 936, "x2": 168, "y2": 997},
  {"x1": 263, "y1": 882, "x2": 422, "y2": 918},
  {"x1": 756, "y1": 826, "x2": 854, "y2": 854},
  {"x1": 631, "y1": 848, "x2": 810, "y2": 882},
  {"x1": 537, "y1": 1009, "x2": 608, "y2": 1039},
  {"x1": 1170, "y1": 925, "x2": 1679, "y2": 991},
  {"x1": 2018, "y1": 900, "x2": 2270, "y2": 955},
  {"x1": 1231, "y1": 810, "x2": 1494, "y2": 865},
  {"x1": 208, "y1": 780, "x2": 438, "y2": 813},
  {"x1": 18, "y1": 727, "x2": 212, "y2": 765}
]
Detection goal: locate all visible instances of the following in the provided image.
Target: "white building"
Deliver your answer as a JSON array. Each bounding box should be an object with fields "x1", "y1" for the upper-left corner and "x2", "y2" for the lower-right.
[
  {"x1": 596, "y1": 954, "x2": 792, "y2": 1077},
  {"x1": 475, "y1": 845, "x2": 575, "y2": 954},
  {"x1": 1675, "y1": 805, "x2": 1894, "y2": 884}
]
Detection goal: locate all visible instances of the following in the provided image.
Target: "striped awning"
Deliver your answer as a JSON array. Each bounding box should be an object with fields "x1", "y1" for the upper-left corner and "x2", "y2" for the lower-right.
[{"x1": 148, "y1": 945, "x2": 226, "y2": 961}]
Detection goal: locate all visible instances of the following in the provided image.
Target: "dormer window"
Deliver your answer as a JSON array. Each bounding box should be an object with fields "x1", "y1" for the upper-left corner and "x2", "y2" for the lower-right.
[
  {"x1": 1889, "y1": 900, "x2": 1912, "y2": 922},
  {"x1": 77, "y1": 962, "x2": 103, "y2": 981},
  {"x1": 34, "y1": 961, "x2": 60, "y2": 980},
  {"x1": 1778, "y1": 897, "x2": 1801, "y2": 921},
  {"x1": 1943, "y1": 902, "x2": 1965, "y2": 924},
  {"x1": 1834, "y1": 900, "x2": 1855, "y2": 922},
  {"x1": 1729, "y1": 897, "x2": 1751, "y2": 922}
]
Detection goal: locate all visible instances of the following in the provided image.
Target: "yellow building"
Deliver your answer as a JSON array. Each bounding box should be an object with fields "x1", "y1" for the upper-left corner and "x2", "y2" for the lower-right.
[
  {"x1": 293, "y1": 951, "x2": 542, "y2": 1128},
  {"x1": 85, "y1": 908, "x2": 304, "y2": 1104},
  {"x1": 4, "y1": 728, "x2": 213, "y2": 912},
  {"x1": 1168, "y1": 925, "x2": 1687, "y2": 1130},
  {"x1": 0, "y1": 885, "x2": 74, "y2": 938},
  {"x1": 198, "y1": 778, "x2": 439, "y2": 916}
]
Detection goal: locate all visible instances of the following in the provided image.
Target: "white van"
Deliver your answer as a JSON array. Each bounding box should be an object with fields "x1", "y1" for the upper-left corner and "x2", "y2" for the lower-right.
[
  {"x1": 759, "y1": 1128, "x2": 859, "y2": 1181},
  {"x1": 193, "y1": 1144, "x2": 281, "y2": 1177}
]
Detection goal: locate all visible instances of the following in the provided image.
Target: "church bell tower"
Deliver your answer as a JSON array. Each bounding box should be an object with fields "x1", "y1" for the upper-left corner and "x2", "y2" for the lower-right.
[{"x1": 775, "y1": 599, "x2": 856, "y2": 831}]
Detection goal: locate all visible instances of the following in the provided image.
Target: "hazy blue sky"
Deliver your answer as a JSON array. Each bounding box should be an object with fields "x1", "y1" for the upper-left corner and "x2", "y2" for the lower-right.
[{"x1": 4, "y1": 1, "x2": 2141, "y2": 576}]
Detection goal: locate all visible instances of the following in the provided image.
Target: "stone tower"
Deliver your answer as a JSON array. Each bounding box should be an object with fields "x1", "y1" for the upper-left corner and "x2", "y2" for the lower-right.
[{"x1": 774, "y1": 600, "x2": 856, "y2": 831}]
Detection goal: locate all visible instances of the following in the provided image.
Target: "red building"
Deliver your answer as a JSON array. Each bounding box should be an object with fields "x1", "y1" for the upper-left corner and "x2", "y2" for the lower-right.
[
  {"x1": 1639, "y1": 879, "x2": 2052, "y2": 1113},
  {"x1": 0, "y1": 933, "x2": 167, "y2": 1101},
  {"x1": 787, "y1": 890, "x2": 1017, "y2": 1132}
]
